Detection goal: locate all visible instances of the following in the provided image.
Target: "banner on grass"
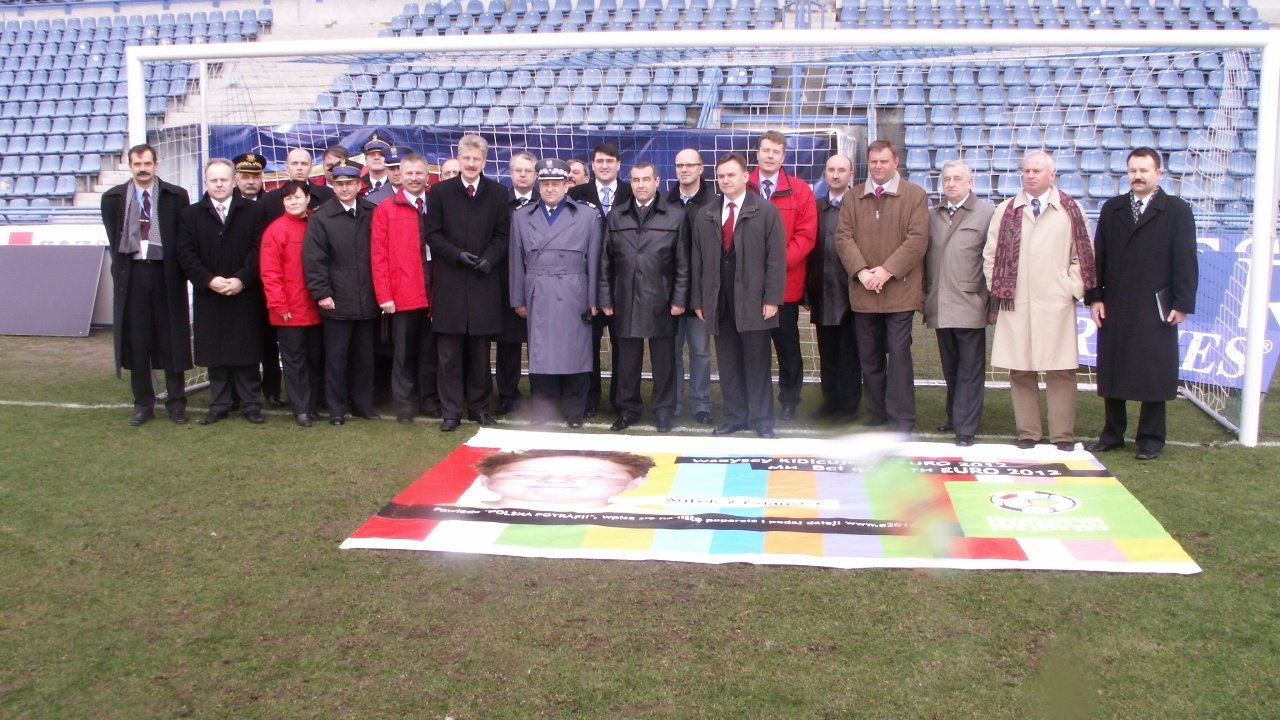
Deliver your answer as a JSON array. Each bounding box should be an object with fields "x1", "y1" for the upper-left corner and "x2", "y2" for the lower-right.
[{"x1": 342, "y1": 429, "x2": 1200, "y2": 574}]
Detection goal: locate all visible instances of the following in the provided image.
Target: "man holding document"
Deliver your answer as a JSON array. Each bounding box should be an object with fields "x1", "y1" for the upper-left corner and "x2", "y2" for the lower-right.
[{"x1": 1085, "y1": 147, "x2": 1199, "y2": 461}]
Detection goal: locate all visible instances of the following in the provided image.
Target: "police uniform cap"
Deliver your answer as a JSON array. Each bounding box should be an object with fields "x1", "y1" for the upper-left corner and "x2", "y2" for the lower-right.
[
  {"x1": 232, "y1": 152, "x2": 264, "y2": 175},
  {"x1": 330, "y1": 160, "x2": 363, "y2": 180},
  {"x1": 536, "y1": 158, "x2": 572, "y2": 180},
  {"x1": 385, "y1": 146, "x2": 407, "y2": 167},
  {"x1": 362, "y1": 133, "x2": 392, "y2": 155}
]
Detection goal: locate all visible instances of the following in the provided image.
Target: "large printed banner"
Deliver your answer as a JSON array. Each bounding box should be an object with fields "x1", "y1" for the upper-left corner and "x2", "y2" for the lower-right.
[{"x1": 342, "y1": 429, "x2": 1200, "y2": 575}]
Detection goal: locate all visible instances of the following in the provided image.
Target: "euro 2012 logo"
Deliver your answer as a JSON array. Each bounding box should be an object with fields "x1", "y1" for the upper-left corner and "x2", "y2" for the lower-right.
[{"x1": 989, "y1": 490, "x2": 1079, "y2": 514}]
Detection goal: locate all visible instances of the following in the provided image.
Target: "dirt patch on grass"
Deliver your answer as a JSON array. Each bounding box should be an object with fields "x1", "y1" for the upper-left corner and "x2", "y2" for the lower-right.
[{"x1": 0, "y1": 330, "x2": 115, "y2": 383}]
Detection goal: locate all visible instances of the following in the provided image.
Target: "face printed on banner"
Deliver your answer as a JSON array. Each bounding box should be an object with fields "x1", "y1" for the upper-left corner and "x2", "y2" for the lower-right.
[
  {"x1": 286, "y1": 148, "x2": 314, "y2": 182},
  {"x1": 332, "y1": 177, "x2": 361, "y2": 204},
  {"x1": 282, "y1": 187, "x2": 310, "y2": 218},
  {"x1": 401, "y1": 158, "x2": 428, "y2": 196},
  {"x1": 629, "y1": 165, "x2": 659, "y2": 205},
  {"x1": 205, "y1": 162, "x2": 234, "y2": 203},
  {"x1": 478, "y1": 455, "x2": 647, "y2": 511}
]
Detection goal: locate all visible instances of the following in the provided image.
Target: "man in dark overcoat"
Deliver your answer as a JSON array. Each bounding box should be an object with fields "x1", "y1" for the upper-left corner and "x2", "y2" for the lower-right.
[
  {"x1": 424, "y1": 134, "x2": 511, "y2": 431},
  {"x1": 510, "y1": 159, "x2": 602, "y2": 427},
  {"x1": 598, "y1": 162, "x2": 690, "y2": 433},
  {"x1": 1085, "y1": 147, "x2": 1198, "y2": 461},
  {"x1": 262, "y1": 147, "x2": 335, "y2": 224},
  {"x1": 176, "y1": 158, "x2": 269, "y2": 424},
  {"x1": 494, "y1": 150, "x2": 539, "y2": 416},
  {"x1": 101, "y1": 143, "x2": 192, "y2": 426},
  {"x1": 302, "y1": 161, "x2": 382, "y2": 425},
  {"x1": 689, "y1": 152, "x2": 786, "y2": 438},
  {"x1": 666, "y1": 147, "x2": 717, "y2": 425}
]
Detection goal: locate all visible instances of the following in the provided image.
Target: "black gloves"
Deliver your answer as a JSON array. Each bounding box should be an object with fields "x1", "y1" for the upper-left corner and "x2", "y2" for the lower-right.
[{"x1": 457, "y1": 252, "x2": 491, "y2": 274}]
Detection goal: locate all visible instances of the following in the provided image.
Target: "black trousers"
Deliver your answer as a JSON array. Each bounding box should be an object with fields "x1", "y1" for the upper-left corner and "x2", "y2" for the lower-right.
[
  {"x1": 936, "y1": 327, "x2": 986, "y2": 438},
  {"x1": 323, "y1": 317, "x2": 376, "y2": 419},
  {"x1": 388, "y1": 309, "x2": 434, "y2": 418},
  {"x1": 770, "y1": 301, "x2": 803, "y2": 408},
  {"x1": 438, "y1": 332, "x2": 492, "y2": 420},
  {"x1": 614, "y1": 335, "x2": 676, "y2": 421},
  {"x1": 587, "y1": 313, "x2": 618, "y2": 413},
  {"x1": 814, "y1": 309, "x2": 862, "y2": 416},
  {"x1": 715, "y1": 312, "x2": 775, "y2": 430},
  {"x1": 124, "y1": 260, "x2": 186, "y2": 413},
  {"x1": 495, "y1": 340, "x2": 523, "y2": 405},
  {"x1": 854, "y1": 310, "x2": 916, "y2": 432},
  {"x1": 277, "y1": 324, "x2": 324, "y2": 417},
  {"x1": 530, "y1": 372, "x2": 590, "y2": 423},
  {"x1": 208, "y1": 365, "x2": 262, "y2": 414},
  {"x1": 1099, "y1": 397, "x2": 1167, "y2": 453},
  {"x1": 260, "y1": 320, "x2": 282, "y2": 400}
]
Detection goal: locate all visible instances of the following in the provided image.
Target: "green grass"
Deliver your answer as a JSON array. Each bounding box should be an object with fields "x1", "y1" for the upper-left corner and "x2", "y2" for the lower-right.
[{"x1": 0, "y1": 331, "x2": 1276, "y2": 719}]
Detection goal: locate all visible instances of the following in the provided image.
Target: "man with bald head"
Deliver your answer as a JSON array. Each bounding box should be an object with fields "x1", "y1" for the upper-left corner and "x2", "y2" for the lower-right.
[
  {"x1": 983, "y1": 150, "x2": 1096, "y2": 451},
  {"x1": 263, "y1": 147, "x2": 333, "y2": 223},
  {"x1": 667, "y1": 147, "x2": 717, "y2": 424},
  {"x1": 806, "y1": 153, "x2": 862, "y2": 423},
  {"x1": 925, "y1": 160, "x2": 995, "y2": 446}
]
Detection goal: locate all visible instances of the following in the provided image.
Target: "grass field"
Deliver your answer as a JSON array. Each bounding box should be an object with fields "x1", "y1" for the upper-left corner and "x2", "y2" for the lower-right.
[{"x1": 1, "y1": 330, "x2": 1277, "y2": 719}]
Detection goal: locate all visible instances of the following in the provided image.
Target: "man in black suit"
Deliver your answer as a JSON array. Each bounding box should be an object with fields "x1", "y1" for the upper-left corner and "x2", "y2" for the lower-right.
[
  {"x1": 424, "y1": 134, "x2": 512, "y2": 431},
  {"x1": 568, "y1": 142, "x2": 631, "y2": 417},
  {"x1": 495, "y1": 150, "x2": 539, "y2": 415},
  {"x1": 101, "y1": 143, "x2": 192, "y2": 426},
  {"x1": 666, "y1": 147, "x2": 717, "y2": 425},
  {"x1": 232, "y1": 152, "x2": 284, "y2": 409},
  {"x1": 176, "y1": 158, "x2": 269, "y2": 425},
  {"x1": 689, "y1": 152, "x2": 786, "y2": 439}
]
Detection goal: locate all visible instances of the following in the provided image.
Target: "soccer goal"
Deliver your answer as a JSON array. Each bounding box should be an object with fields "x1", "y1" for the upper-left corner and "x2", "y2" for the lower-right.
[{"x1": 123, "y1": 28, "x2": 1280, "y2": 445}]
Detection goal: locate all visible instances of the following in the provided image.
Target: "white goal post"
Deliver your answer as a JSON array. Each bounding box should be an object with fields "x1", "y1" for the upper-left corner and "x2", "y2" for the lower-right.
[{"x1": 124, "y1": 28, "x2": 1280, "y2": 446}]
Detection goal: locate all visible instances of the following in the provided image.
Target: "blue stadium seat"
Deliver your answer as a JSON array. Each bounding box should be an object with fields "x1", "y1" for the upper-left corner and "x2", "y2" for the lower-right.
[
  {"x1": 905, "y1": 148, "x2": 930, "y2": 172},
  {"x1": 1087, "y1": 174, "x2": 1117, "y2": 198},
  {"x1": 997, "y1": 173, "x2": 1021, "y2": 197},
  {"x1": 1166, "y1": 150, "x2": 1192, "y2": 175},
  {"x1": 1158, "y1": 129, "x2": 1185, "y2": 151},
  {"x1": 903, "y1": 106, "x2": 926, "y2": 125}
]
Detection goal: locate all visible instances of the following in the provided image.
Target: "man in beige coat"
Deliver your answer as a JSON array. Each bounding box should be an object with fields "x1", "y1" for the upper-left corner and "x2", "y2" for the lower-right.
[
  {"x1": 925, "y1": 160, "x2": 995, "y2": 447},
  {"x1": 982, "y1": 150, "x2": 1096, "y2": 450},
  {"x1": 835, "y1": 140, "x2": 929, "y2": 432}
]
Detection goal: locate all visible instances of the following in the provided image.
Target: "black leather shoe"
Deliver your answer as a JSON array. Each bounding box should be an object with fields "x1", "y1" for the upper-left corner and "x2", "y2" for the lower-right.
[
  {"x1": 1015, "y1": 438, "x2": 1036, "y2": 449},
  {"x1": 471, "y1": 413, "x2": 497, "y2": 427},
  {"x1": 329, "y1": 415, "x2": 345, "y2": 426},
  {"x1": 1056, "y1": 441, "x2": 1075, "y2": 451},
  {"x1": 396, "y1": 414, "x2": 414, "y2": 424},
  {"x1": 583, "y1": 405, "x2": 597, "y2": 419},
  {"x1": 757, "y1": 426, "x2": 776, "y2": 439},
  {"x1": 198, "y1": 410, "x2": 228, "y2": 426},
  {"x1": 956, "y1": 435, "x2": 975, "y2": 447},
  {"x1": 265, "y1": 394, "x2": 286, "y2": 409},
  {"x1": 566, "y1": 418, "x2": 584, "y2": 428},
  {"x1": 494, "y1": 398, "x2": 517, "y2": 416},
  {"x1": 655, "y1": 415, "x2": 673, "y2": 433},
  {"x1": 938, "y1": 422, "x2": 955, "y2": 432},
  {"x1": 244, "y1": 410, "x2": 266, "y2": 424},
  {"x1": 169, "y1": 409, "x2": 188, "y2": 425},
  {"x1": 1136, "y1": 449, "x2": 1161, "y2": 461},
  {"x1": 129, "y1": 409, "x2": 154, "y2": 427},
  {"x1": 440, "y1": 418, "x2": 461, "y2": 432},
  {"x1": 296, "y1": 413, "x2": 313, "y2": 428},
  {"x1": 693, "y1": 411, "x2": 714, "y2": 425},
  {"x1": 779, "y1": 405, "x2": 796, "y2": 421},
  {"x1": 712, "y1": 422, "x2": 749, "y2": 436},
  {"x1": 610, "y1": 417, "x2": 633, "y2": 432},
  {"x1": 1086, "y1": 441, "x2": 1124, "y2": 453},
  {"x1": 353, "y1": 410, "x2": 381, "y2": 421}
]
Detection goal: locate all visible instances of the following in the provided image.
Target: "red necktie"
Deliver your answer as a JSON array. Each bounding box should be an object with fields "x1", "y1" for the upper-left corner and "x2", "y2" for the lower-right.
[
  {"x1": 467, "y1": 184, "x2": 475, "y2": 198},
  {"x1": 722, "y1": 201, "x2": 735, "y2": 252},
  {"x1": 875, "y1": 186, "x2": 884, "y2": 199},
  {"x1": 416, "y1": 197, "x2": 424, "y2": 214}
]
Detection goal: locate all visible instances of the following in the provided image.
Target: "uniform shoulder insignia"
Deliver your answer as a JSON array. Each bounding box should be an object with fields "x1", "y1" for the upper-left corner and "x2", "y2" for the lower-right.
[{"x1": 582, "y1": 200, "x2": 598, "y2": 209}]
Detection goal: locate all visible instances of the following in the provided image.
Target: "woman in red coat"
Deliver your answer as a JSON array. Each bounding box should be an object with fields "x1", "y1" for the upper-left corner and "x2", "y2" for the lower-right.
[{"x1": 260, "y1": 181, "x2": 324, "y2": 427}]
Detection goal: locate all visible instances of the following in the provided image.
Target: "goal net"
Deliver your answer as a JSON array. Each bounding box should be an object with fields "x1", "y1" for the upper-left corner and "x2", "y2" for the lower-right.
[{"x1": 126, "y1": 29, "x2": 1280, "y2": 443}]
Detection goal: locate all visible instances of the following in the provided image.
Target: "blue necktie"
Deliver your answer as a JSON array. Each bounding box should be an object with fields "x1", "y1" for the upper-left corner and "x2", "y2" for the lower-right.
[
  {"x1": 762, "y1": 178, "x2": 774, "y2": 199},
  {"x1": 1031, "y1": 198, "x2": 1041, "y2": 218},
  {"x1": 601, "y1": 186, "x2": 613, "y2": 215}
]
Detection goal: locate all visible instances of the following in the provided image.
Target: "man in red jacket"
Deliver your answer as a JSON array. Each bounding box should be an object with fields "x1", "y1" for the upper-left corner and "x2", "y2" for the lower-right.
[
  {"x1": 749, "y1": 131, "x2": 817, "y2": 421},
  {"x1": 371, "y1": 153, "x2": 433, "y2": 423}
]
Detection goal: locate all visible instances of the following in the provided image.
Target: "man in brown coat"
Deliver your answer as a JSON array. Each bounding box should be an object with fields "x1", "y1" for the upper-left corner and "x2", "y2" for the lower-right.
[{"x1": 835, "y1": 140, "x2": 929, "y2": 432}]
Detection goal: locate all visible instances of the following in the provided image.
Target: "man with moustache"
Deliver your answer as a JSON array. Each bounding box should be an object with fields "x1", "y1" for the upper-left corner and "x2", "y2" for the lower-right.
[
  {"x1": 568, "y1": 159, "x2": 590, "y2": 187},
  {"x1": 101, "y1": 143, "x2": 192, "y2": 426},
  {"x1": 806, "y1": 153, "x2": 862, "y2": 423}
]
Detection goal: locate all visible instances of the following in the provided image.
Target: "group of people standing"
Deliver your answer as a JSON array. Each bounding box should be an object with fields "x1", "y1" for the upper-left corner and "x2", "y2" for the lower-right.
[{"x1": 105, "y1": 131, "x2": 1197, "y2": 460}]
